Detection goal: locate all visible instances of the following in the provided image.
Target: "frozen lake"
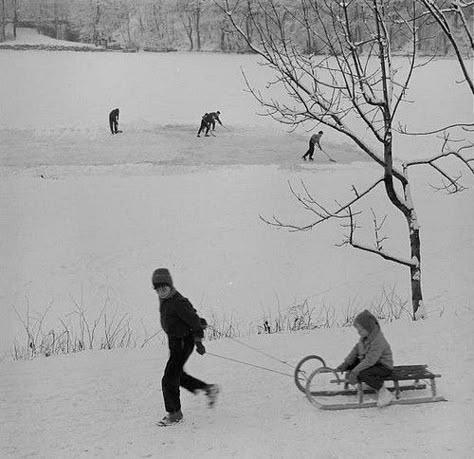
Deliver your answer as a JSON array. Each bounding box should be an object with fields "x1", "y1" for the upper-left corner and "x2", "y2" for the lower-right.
[
  {"x1": 0, "y1": 51, "x2": 473, "y2": 352},
  {"x1": 1, "y1": 51, "x2": 471, "y2": 142}
]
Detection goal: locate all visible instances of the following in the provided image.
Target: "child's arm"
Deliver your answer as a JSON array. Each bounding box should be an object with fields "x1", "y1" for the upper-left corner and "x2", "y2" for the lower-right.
[
  {"x1": 336, "y1": 344, "x2": 358, "y2": 371},
  {"x1": 350, "y1": 334, "x2": 387, "y2": 375},
  {"x1": 175, "y1": 298, "x2": 205, "y2": 339}
]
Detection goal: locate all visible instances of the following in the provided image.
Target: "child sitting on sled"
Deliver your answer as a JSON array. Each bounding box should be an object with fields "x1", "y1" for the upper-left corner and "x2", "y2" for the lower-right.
[{"x1": 336, "y1": 309, "x2": 394, "y2": 407}]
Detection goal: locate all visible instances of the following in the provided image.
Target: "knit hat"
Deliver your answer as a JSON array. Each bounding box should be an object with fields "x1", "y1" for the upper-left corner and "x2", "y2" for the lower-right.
[
  {"x1": 152, "y1": 268, "x2": 173, "y2": 288},
  {"x1": 354, "y1": 309, "x2": 379, "y2": 334}
]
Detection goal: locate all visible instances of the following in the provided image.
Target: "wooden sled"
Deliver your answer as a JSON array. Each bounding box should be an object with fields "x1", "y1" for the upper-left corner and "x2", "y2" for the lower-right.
[{"x1": 295, "y1": 356, "x2": 447, "y2": 410}]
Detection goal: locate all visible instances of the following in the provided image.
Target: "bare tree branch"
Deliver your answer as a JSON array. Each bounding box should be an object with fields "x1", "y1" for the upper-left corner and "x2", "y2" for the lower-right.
[
  {"x1": 260, "y1": 178, "x2": 385, "y2": 231},
  {"x1": 344, "y1": 207, "x2": 417, "y2": 268}
]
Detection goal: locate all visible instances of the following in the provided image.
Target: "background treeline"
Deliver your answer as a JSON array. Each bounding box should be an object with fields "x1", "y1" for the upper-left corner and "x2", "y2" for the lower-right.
[{"x1": 1, "y1": 0, "x2": 472, "y2": 53}]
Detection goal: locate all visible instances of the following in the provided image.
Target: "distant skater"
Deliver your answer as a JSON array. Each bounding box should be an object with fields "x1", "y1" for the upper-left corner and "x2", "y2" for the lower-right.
[
  {"x1": 302, "y1": 130, "x2": 323, "y2": 161},
  {"x1": 197, "y1": 113, "x2": 212, "y2": 137},
  {"x1": 197, "y1": 111, "x2": 223, "y2": 137},
  {"x1": 152, "y1": 268, "x2": 219, "y2": 427},
  {"x1": 208, "y1": 111, "x2": 223, "y2": 131},
  {"x1": 109, "y1": 108, "x2": 119, "y2": 134}
]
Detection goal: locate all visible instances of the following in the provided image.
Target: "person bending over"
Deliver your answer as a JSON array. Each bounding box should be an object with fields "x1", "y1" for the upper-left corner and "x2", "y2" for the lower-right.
[
  {"x1": 109, "y1": 108, "x2": 120, "y2": 134},
  {"x1": 302, "y1": 130, "x2": 323, "y2": 161}
]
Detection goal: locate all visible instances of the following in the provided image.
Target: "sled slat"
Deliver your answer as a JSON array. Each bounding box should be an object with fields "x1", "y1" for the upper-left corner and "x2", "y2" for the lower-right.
[
  {"x1": 309, "y1": 383, "x2": 427, "y2": 397},
  {"x1": 319, "y1": 396, "x2": 447, "y2": 411}
]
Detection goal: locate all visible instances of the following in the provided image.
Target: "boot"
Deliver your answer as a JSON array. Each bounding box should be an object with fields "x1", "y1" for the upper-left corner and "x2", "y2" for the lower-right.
[
  {"x1": 156, "y1": 409, "x2": 183, "y2": 427},
  {"x1": 205, "y1": 384, "x2": 220, "y2": 408},
  {"x1": 377, "y1": 385, "x2": 394, "y2": 407}
]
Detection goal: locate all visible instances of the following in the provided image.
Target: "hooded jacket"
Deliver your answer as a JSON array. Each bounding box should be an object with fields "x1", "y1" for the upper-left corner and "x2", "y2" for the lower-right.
[
  {"x1": 340, "y1": 310, "x2": 393, "y2": 375},
  {"x1": 159, "y1": 290, "x2": 204, "y2": 340}
]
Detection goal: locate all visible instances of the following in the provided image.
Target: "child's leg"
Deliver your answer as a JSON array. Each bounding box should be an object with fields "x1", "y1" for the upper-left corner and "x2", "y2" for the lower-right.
[
  {"x1": 179, "y1": 335, "x2": 208, "y2": 393},
  {"x1": 358, "y1": 364, "x2": 392, "y2": 390}
]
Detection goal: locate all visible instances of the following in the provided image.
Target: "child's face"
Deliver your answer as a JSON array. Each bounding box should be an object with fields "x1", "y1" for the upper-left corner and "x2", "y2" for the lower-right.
[
  {"x1": 156, "y1": 285, "x2": 172, "y2": 299},
  {"x1": 354, "y1": 322, "x2": 369, "y2": 338}
]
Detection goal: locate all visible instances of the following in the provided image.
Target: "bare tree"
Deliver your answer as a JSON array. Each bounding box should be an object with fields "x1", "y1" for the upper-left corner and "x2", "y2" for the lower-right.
[
  {"x1": 195, "y1": 0, "x2": 203, "y2": 50},
  {"x1": 179, "y1": 0, "x2": 193, "y2": 49},
  {"x1": 177, "y1": 0, "x2": 204, "y2": 50},
  {"x1": 90, "y1": 0, "x2": 102, "y2": 45},
  {"x1": 417, "y1": 0, "x2": 473, "y2": 93},
  {"x1": 0, "y1": 0, "x2": 6, "y2": 41},
  {"x1": 11, "y1": 0, "x2": 19, "y2": 38},
  {"x1": 148, "y1": 0, "x2": 175, "y2": 48},
  {"x1": 221, "y1": 0, "x2": 474, "y2": 319}
]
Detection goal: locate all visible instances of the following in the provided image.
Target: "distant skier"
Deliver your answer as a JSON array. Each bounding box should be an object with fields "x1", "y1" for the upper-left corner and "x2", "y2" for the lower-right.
[
  {"x1": 302, "y1": 130, "x2": 323, "y2": 161},
  {"x1": 208, "y1": 111, "x2": 223, "y2": 131},
  {"x1": 109, "y1": 108, "x2": 120, "y2": 134},
  {"x1": 152, "y1": 268, "x2": 219, "y2": 427}
]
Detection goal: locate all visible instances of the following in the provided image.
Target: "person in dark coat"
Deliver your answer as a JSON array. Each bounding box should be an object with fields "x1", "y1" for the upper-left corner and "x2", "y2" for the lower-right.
[
  {"x1": 152, "y1": 268, "x2": 219, "y2": 426},
  {"x1": 208, "y1": 111, "x2": 223, "y2": 131},
  {"x1": 109, "y1": 108, "x2": 120, "y2": 134},
  {"x1": 197, "y1": 113, "x2": 212, "y2": 137},
  {"x1": 302, "y1": 130, "x2": 323, "y2": 161}
]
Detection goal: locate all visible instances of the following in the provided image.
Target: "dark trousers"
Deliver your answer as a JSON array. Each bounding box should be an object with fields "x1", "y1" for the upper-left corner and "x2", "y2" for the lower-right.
[
  {"x1": 347, "y1": 359, "x2": 392, "y2": 390},
  {"x1": 197, "y1": 120, "x2": 210, "y2": 136},
  {"x1": 109, "y1": 118, "x2": 118, "y2": 134},
  {"x1": 162, "y1": 334, "x2": 208, "y2": 413},
  {"x1": 302, "y1": 141, "x2": 315, "y2": 160}
]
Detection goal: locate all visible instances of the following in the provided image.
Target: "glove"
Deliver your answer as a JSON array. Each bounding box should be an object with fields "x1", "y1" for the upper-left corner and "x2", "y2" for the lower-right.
[
  {"x1": 335, "y1": 364, "x2": 346, "y2": 373},
  {"x1": 195, "y1": 340, "x2": 206, "y2": 355},
  {"x1": 347, "y1": 371, "x2": 358, "y2": 386}
]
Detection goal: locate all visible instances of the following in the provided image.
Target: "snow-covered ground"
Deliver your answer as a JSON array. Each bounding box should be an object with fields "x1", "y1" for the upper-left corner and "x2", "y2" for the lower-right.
[
  {"x1": 1, "y1": 26, "x2": 98, "y2": 48},
  {"x1": 1, "y1": 139, "x2": 472, "y2": 352},
  {"x1": 1, "y1": 29, "x2": 473, "y2": 458},
  {"x1": 1, "y1": 311, "x2": 473, "y2": 458}
]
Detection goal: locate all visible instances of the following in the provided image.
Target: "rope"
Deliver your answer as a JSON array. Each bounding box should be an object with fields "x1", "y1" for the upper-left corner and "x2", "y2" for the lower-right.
[
  {"x1": 207, "y1": 352, "x2": 294, "y2": 378},
  {"x1": 208, "y1": 326, "x2": 295, "y2": 369},
  {"x1": 228, "y1": 336, "x2": 295, "y2": 368}
]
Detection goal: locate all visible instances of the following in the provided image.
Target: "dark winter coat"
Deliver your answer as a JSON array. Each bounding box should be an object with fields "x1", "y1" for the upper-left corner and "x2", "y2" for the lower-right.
[
  {"x1": 159, "y1": 290, "x2": 204, "y2": 339},
  {"x1": 209, "y1": 112, "x2": 222, "y2": 126},
  {"x1": 202, "y1": 113, "x2": 214, "y2": 125},
  {"x1": 309, "y1": 132, "x2": 322, "y2": 149},
  {"x1": 339, "y1": 310, "x2": 393, "y2": 376},
  {"x1": 109, "y1": 109, "x2": 119, "y2": 122}
]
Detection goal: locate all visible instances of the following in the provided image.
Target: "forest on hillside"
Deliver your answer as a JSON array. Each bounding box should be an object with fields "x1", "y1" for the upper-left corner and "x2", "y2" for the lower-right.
[{"x1": 1, "y1": 0, "x2": 472, "y2": 54}]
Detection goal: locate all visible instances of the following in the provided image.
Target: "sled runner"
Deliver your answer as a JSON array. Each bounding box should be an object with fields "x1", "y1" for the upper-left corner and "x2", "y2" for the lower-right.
[{"x1": 294, "y1": 356, "x2": 447, "y2": 410}]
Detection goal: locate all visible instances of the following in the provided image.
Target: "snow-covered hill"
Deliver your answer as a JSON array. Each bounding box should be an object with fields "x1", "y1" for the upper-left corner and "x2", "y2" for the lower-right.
[
  {"x1": 1, "y1": 28, "x2": 473, "y2": 458},
  {"x1": 1, "y1": 310, "x2": 473, "y2": 458}
]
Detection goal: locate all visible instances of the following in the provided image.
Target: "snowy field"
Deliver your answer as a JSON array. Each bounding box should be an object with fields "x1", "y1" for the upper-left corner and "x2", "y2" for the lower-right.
[
  {"x1": 0, "y1": 29, "x2": 473, "y2": 458},
  {"x1": 1, "y1": 312, "x2": 473, "y2": 458}
]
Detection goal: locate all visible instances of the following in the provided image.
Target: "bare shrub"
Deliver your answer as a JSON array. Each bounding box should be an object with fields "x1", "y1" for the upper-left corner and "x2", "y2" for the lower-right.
[{"x1": 7, "y1": 286, "x2": 411, "y2": 361}]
